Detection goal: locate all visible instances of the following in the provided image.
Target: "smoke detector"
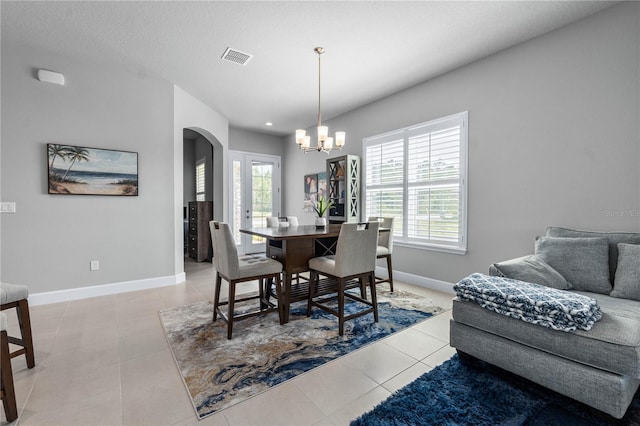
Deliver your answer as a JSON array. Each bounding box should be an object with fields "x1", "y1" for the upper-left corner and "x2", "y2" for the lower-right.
[{"x1": 221, "y1": 47, "x2": 253, "y2": 66}]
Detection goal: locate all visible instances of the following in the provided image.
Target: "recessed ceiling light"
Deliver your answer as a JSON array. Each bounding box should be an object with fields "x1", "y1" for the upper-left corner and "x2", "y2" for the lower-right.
[{"x1": 265, "y1": 122, "x2": 273, "y2": 126}]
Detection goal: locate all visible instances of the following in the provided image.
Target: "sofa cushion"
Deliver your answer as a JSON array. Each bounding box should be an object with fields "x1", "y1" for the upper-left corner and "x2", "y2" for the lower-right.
[
  {"x1": 610, "y1": 243, "x2": 640, "y2": 301},
  {"x1": 491, "y1": 255, "x2": 570, "y2": 290},
  {"x1": 452, "y1": 293, "x2": 640, "y2": 378},
  {"x1": 535, "y1": 236, "x2": 611, "y2": 294},
  {"x1": 545, "y1": 227, "x2": 640, "y2": 283}
]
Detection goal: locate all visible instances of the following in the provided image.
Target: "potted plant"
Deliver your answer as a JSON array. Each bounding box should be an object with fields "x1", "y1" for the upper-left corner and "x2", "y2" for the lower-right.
[{"x1": 313, "y1": 196, "x2": 334, "y2": 228}]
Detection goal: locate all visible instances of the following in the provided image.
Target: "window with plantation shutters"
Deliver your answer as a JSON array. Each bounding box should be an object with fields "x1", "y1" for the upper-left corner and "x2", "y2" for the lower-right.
[
  {"x1": 363, "y1": 112, "x2": 468, "y2": 254},
  {"x1": 195, "y1": 159, "x2": 206, "y2": 202}
]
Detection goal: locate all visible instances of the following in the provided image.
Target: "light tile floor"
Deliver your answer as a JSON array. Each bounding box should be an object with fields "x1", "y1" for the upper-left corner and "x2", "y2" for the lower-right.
[{"x1": 2, "y1": 259, "x2": 455, "y2": 426}]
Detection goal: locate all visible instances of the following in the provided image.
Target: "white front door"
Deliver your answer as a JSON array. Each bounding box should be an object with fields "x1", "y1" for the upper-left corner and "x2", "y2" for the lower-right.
[{"x1": 229, "y1": 151, "x2": 281, "y2": 254}]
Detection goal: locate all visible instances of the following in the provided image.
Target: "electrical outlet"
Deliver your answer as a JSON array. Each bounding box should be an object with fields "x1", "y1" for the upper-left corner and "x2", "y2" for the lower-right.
[{"x1": 90, "y1": 260, "x2": 99, "y2": 271}]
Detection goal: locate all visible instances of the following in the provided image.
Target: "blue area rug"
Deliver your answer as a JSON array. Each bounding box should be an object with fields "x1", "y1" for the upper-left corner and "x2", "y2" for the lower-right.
[
  {"x1": 159, "y1": 288, "x2": 443, "y2": 419},
  {"x1": 352, "y1": 354, "x2": 640, "y2": 425}
]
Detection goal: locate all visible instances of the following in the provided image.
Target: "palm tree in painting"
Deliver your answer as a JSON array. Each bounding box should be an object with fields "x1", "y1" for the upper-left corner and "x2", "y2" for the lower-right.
[
  {"x1": 61, "y1": 146, "x2": 90, "y2": 182},
  {"x1": 48, "y1": 144, "x2": 72, "y2": 177}
]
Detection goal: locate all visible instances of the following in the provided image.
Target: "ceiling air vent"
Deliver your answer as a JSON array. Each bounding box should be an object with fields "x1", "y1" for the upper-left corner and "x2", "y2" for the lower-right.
[{"x1": 221, "y1": 47, "x2": 253, "y2": 66}]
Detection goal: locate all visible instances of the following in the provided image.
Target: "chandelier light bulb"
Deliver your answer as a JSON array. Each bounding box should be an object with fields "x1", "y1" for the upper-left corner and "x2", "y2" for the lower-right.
[
  {"x1": 324, "y1": 137, "x2": 334, "y2": 150},
  {"x1": 295, "y1": 129, "x2": 306, "y2": 146},
  {"x1": 318, "y1": 126, "x2": 328, "y2": 142}
]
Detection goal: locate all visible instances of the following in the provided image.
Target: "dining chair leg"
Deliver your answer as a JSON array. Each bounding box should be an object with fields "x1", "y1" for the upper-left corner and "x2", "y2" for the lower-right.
[
  {"x1": 274, "y1": 274, "x2": 285, "y2": 325},
  {"x1": 338, "y1": 278, "x2": 346, "y2": 336},
  {"x1": 259, "y1": 278, "x2": 266, "y2": 310},
  {"x1": 15, "y1": 299, "x2": 35, "y2": 369},
  {"x1": 263, "y1": 277, "x2": 273, "y2": 307},
  {"x1": 1, "y1": 330, "x2": 18, "y2": 422},
  {"x1": 369, "y1": 272, "x2": 379, "y2": 322},
  {"x1": 213, "y1": 273, "x2": 222, "y2": 321},
  {"x1": 386, "y1": 255, "x2": 394, "y2": 292},
  {"x1": 360, "y1": 276, "x2": 368, "y2": 299},
  {"x1": 227, "y1": 281, "x2": 236, "y2": 340},
  {"x1": 281, "y1": 272, "x2": 293, "y2": 323},
  {"x1": 307, "y1": 271, "x2": 317, "y2": 317}
]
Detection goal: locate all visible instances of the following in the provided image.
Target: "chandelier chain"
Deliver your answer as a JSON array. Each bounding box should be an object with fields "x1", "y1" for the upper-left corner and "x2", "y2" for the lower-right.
[{"x1": 317, "y1": 49, "x2": 322, "y2": 127}]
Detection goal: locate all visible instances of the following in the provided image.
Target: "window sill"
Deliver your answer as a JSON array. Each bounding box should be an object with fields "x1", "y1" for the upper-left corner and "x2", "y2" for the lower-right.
[{"x1": 394, "y1": 241, "x2": 467, "y2": 255}]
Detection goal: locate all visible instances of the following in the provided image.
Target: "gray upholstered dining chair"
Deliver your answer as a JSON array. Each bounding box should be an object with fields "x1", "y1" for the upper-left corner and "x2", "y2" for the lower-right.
[
  {"x1": 307, "y1": 222, "x2": 380, "y2": 335},
  {"x1": 266, "y1": 216, "x2": 305, "y2": 283},
  {"x1": 266, "y1": 216, "x2": 299, "y2": 228},
  {"x1": 0, "y1": 283, "x2": 35, "y2": 368},
  {"x1": 266, "y1": 217, "x2": 281, "y2": 228},
  {"x1": 285, "y1": 216, "x2": 299, "y2": 227},
  {"x1": 1, "y1": 312, "x2": 18, "y2": 422},
  {"x1": 210, "y1": 221, "x2": 284, "y2": 339},
  {"x1": 368, "y1": 216, "x2": 395, "y2": 292}
]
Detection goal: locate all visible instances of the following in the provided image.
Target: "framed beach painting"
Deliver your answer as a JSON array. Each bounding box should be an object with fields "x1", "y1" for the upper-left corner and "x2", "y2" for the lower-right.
[{"x1": 47, "y1": 144, "x2": 138, "y2": 196}]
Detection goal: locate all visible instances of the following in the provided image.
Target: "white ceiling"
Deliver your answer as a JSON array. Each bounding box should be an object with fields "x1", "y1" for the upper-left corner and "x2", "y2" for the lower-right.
[{"x1": 2, "y1": 1, "x2": 616, "y2": 136}]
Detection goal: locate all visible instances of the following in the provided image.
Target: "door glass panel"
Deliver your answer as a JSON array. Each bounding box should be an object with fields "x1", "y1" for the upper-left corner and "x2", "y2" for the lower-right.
[
  {"x1": 228, "y1": 151, "x2": 281, "y2": 255},
  {"x1": 249, "y1": 161, "x2": 273, "y2": 247},
  {"x1": 252, "y1": 161, "x2": 273, "y2": 226},
  {"x1": 231, "y1": 159, "x2": 242, "y2": 245}
]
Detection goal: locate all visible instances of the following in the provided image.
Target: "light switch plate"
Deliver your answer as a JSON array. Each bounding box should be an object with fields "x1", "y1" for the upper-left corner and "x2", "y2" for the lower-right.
[{"x1": 0, "y1": 202, "x2": 16, "y2": 213}]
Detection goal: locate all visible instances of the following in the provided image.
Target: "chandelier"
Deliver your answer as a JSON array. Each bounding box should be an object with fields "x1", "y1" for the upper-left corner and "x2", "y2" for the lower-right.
[{"x1": 295, "y1": 47, "x2": 345, "y2": 154}]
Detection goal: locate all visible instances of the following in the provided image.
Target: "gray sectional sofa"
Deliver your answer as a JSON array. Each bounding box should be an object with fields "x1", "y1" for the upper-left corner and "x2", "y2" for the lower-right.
[{"x1": 450, "y1": 227, "x2": 640, "y2": 419}]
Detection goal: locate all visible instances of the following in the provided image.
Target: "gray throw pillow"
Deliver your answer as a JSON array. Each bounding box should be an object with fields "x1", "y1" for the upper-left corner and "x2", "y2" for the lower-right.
[
  {"x1": 545, "y1": 227, "x2": 640, "y2": 283},
  {"x1": 492, "y1": 255, "x2": 570, "y2": 290},
  {"x1": 610, "y1": 244, "x2": 640, "y2": 301},
  {"x1": 535, "y1": 236, "x2": 611, "y2": 294}
]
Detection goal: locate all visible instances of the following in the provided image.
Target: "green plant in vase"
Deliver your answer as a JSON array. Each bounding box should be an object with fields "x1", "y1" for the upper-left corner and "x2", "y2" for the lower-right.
[{"x1": 314, "y1": 196, "x2": 334, "y2": 228}]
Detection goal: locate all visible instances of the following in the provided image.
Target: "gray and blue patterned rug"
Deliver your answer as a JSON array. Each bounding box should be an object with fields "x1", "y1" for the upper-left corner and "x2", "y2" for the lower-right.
[
  {"x1": 352, "y1": 354, "x2": 640, "y2": 425},
  {"x1": 159, "y1": 288, "x2": 443, "y2": 419}
]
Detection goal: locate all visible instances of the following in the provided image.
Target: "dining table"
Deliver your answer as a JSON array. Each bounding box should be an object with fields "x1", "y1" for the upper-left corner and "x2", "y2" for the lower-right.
[
  {"x1": 239, "y1": 224, "x2": 341, "y2": 322},
  {"x1": 240, "y1": 223, "x2": 388, "y2": 323}
]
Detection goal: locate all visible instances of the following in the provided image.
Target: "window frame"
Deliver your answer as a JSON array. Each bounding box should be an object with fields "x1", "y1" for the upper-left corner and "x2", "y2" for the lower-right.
[
  {"x1": 195, "y1": 158, "x2": 206, "y2": 202},
  {"x1": 362, "y1": 111, "x2": 468, "y2": 255}
]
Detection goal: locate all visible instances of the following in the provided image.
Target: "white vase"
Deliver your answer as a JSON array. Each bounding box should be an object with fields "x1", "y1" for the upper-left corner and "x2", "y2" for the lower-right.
[{"x1": 315, "y1": 217, "x2": 326, "y2": 228}]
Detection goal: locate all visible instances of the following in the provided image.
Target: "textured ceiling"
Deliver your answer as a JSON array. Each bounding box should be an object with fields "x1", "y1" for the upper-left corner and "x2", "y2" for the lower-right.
[{"x1": 2, "y1": 1, "x2": 616, "y2": 136}]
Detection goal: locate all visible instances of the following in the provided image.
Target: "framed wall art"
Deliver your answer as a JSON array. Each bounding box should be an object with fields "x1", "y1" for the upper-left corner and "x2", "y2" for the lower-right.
[
  {"x1": 317, "y1": 171, "x2": 326, "y2": 200},
  {"x1": 303, "y1": 173, "x2": 317, "y2": 212},
  {"x1": 47, "y1": 144, "x2": 138, "y2": 196},
  {"x1": 303, "y1": 171, "x2": 327, "y2": 213}
]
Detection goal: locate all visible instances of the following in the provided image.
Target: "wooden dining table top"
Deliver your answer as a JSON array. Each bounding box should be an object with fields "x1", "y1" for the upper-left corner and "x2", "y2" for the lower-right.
[
  {"x1": 239, "y1": 224, "x2": 343, "y2": 240},
  {"x1": 240, "y1": 224, "x2": 390, "y2": 240}
]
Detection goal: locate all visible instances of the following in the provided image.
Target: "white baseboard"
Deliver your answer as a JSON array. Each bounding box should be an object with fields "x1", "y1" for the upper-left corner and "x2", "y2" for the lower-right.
[
  {"x1": 375, "y1": 266, "x2": 456, "y2": 295},
  {"x1": 29, "y1": 273, "x2": 186, "y2": 306},
  {"x1": 29, "y1": 268, "x2": 452, "y2": 306}
]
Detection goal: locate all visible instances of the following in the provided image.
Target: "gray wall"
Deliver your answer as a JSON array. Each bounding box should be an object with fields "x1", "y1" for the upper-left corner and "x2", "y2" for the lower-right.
[
  {"x1": 183, "y1": 135, "x2": 196, "y2": 205},
  {"x1": 284, "y1": 2, "x2": 640, "y2": 284},
  {"x1": 1, "y1": 3, "x2": 637, "y2": 296},
  {"x1": 1, "y1": 40, "x2": 176, "y2": 293},
  {"x1": 229, "y1": 125, "x2": 289, "y2": 207},
  {"x1": 229, "y1": 126, "x2": 285, "y2": 157}
]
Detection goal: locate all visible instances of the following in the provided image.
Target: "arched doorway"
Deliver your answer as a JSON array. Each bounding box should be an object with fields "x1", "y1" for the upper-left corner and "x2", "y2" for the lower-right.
[{"x1": 182, "y1": 127, "x2": 224, "y2": 266}]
